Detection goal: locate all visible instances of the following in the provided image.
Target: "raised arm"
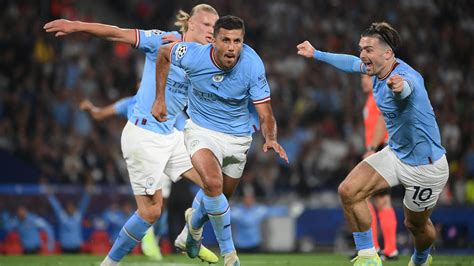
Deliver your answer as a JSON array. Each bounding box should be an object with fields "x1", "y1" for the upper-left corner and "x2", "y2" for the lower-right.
[
  {"x1": 47, "y1": 193, "x2": 65, "y2": 218},
  {"x1": 151, "y1": 43, "x2": 174, "y2": 122},
  {"x1": 254, "y1": 102, "x2": 289, "y2": 163},
  {"x1": 44, "y1": 19, "x2": 136, "y2": 45},
  {"x1": 297, "y1": 40, "x2": 365, "y2": 73},
  {"x1": 77, "y1": 192, "x2": 91, "y2": 216}
]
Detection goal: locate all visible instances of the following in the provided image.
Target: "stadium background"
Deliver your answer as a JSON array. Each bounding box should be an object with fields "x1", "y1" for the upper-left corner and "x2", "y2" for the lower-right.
[{"x1": 0, "y1": 0, "x2": 473, "y2": 259}]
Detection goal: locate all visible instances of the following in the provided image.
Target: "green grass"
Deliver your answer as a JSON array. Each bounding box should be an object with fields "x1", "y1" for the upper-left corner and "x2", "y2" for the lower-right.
[{"x1": 0, "y1": 254, "x2": 473, "y2": 266}]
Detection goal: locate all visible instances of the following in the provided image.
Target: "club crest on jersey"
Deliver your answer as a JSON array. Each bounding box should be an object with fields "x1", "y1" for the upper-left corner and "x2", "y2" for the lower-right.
[
  {"x1": 212, "y1": 74, "x2": 224, "y2": 82},
  {"x1": 176, "y1": 45, "x2": 187, "y2": 60}
]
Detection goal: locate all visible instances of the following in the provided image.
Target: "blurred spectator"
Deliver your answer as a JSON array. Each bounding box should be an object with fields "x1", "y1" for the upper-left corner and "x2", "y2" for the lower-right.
[
  {"x1": 102, "y1": 201, "x2": 133, "y2": 243},
  {"x1": 47, "y1": 187, "x2": 91, "y2": 253},
  {"x1": 231, "y1": 189, "x2": 288, "y2": 252},
  {"x1": 2, "y1": 206, "x2": 55, "y2": 253}
]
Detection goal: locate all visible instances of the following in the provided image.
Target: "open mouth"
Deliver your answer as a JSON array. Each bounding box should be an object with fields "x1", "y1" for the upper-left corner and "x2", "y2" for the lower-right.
[
  {"x1": 224, "y1": 54, "x2": 235, "y2": 59},
  {"x1": 205, "y1": 36, "x2": 213, "y2": 43}
]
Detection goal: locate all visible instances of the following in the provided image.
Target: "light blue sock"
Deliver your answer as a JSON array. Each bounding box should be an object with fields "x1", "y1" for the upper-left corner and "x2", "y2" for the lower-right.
[
  {"x1": 192, "y1": 189, "x2": 205, "y2": 209},
  {"x1": 191, "y1": 189, "x2": 209, "y2": 229},
  {"x1": 108, "y1": 212, "x2": 151, "y2": 262},
  {"x1": 203, "y1": 194, "x2": 234, "y2": 256},
  {"x1": 413, "y1": 246, "x2": 431, "y2": 264},
  {"x1": 353, "y1": 229, "x2": 374, "y2": 251}
]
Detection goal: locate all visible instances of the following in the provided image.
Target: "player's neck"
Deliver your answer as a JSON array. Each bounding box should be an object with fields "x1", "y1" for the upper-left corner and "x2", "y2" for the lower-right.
[
  {"x1": 183, "y1": 32, "x2": 195, "y2": 43},
  {"x1": 212, "y1": 48, "x2": 235, "y2": 71},
  {"x1": 378, "y1": 58, "x2": 397, "y2": 79}
]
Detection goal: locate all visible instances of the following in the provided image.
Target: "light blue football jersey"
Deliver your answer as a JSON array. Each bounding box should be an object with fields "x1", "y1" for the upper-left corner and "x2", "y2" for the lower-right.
[
  {"x1": 114, "y1": 96, "x2": 136, "y2": 119},
  {"x1": 313, "y1": 51, "x2": 445, "y2": 165},
  {"x1": 372, "y1": 59, "x2": 445, "y2": 165},
  {"x1": 129, "y1": 29, "x2": 190, "y2": 134},
  {"x1": 170, "y1": 42, "x2": 270, "y2": 136}
]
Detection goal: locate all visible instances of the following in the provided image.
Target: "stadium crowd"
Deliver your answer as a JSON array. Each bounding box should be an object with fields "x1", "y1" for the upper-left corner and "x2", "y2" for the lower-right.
[{"x1": 0, "y1": 0, "x2": 473, "y2": 205}]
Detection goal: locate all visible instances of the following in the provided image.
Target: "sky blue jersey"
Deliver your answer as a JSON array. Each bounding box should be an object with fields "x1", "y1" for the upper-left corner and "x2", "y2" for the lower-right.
[
  {"x1": 314, "y1": 51, "x2": 446, "y2": 166},
  {"x1": 48, "y1": 193, "x2": 90, "y2": 249},
  {"x1": 170, "y1": 43, "x2": 271, "y2": 136},
  {"x1": 2, "y1": 211, "x2": 55, "y2": 251},
  {"x1": 130, "y1": 29, "x2": 189, "y2": 134},
  {"x1": 114, "y1": 96, "x2": 136, "y2": 119}
]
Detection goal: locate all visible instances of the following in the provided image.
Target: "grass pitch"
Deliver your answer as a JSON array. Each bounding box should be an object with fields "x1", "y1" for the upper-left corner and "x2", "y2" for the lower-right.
[{"x1": 0, "y1": 253, "x2": 473, "y2": 266}]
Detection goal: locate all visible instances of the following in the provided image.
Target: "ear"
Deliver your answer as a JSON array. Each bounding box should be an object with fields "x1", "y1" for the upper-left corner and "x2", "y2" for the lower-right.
[
  {"x1": 384, "y1": 49, "x2": 393, "y2": 60},
  {"x1": 188, "y1": 18, "x2": 194, "y2": 31}
]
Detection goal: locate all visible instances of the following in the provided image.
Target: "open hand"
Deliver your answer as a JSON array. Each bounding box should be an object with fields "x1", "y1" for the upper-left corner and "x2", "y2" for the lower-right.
[
  {"x1": 79, "y1": 99, "x2": 95, "y2": 112},
  {"x1": 263, "y1": 140, "x2": 289, "y2": 163},
  {"x1": 44, "y1": 19, "x2": 76, "y2": 37}
]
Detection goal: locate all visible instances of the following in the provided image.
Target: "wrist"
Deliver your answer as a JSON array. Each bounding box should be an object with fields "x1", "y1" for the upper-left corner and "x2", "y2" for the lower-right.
[
  {"x1": 73, "y1": 21, "x2": 83, "y2": 32},
  {"x1": 313, "y1": 50, "x2": 320, "y2": 59}
]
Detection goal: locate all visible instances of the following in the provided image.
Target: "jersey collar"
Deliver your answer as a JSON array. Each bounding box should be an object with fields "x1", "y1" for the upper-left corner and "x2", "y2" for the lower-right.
[
  {"x1": 379, "y1": 60, "x2": 399, "y2": 81},
  {"x1": 210, "y1": 46, "x2": 240, "y2": 72}
]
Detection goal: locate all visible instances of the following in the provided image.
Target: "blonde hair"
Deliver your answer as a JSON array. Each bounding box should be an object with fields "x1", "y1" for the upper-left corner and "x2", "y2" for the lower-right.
[{"x1": 174, "y1": 4, "x2": 218, "y2": 33}]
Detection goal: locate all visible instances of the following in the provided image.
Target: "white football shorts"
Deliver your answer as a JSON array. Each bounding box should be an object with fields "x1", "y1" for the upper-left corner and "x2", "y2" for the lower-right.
[
  {"x1": 364, "y1": 146, "x2": 449, "y2": 212},
  {"x1": 183, "y1": 120, "x2": 252, "y2": 179},
  {"x1": 121, "y1": 121, "x2": 191, "y2": 195}
]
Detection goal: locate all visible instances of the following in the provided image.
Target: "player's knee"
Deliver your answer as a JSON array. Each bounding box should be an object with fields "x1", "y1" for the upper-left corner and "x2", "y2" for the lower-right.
[
  {"x1": 204, "y1": 177, "x2": 223, "y2": 196},
  {"x1": 404, "y1": 217, "x2": 424, "y2": 234},
  {"x1": 338, "y1": 182, "x2": 356, "y2": 203},
  {"x1": 138, "y1": 205, "x2": 162, "y2": 223}
]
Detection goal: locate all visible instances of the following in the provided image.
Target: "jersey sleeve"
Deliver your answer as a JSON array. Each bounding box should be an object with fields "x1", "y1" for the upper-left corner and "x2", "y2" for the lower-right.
[
  {"x1": 169, "y1": 42, "x2": 202, "y2": 72},
  {"x1": 314, "y1": 50, "x2": 366, "y2": 73},
  {"x1": 248, "y1": 56, "x2": 271, "y2": 104},
  {"x1": 133, "y1": 29, "x2": 165, "y2": 53},
  {"x1": 113, "y1": 96, "x2": 135, "y2": 118}
]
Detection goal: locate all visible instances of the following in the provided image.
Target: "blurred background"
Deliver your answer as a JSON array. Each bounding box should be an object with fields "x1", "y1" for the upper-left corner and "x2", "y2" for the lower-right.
[{"x1": 0, "y1": 0, "x2": 473, "y2": 257}]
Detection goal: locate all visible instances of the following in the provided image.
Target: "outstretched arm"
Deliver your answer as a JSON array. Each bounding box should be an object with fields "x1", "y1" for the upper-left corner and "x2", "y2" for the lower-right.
[
  {"x1": 79, "y1": 100, "x2": 117, "y2": 121},
  {"x1": 44, "y1": 19, "x2": 136, "y2": 45},
  {"x1": 297, "y1": 40, "x2": 365, "y2": 73},
  {"x1": 254, "y1": 102, "x2": 289, "y2": 163},
  {"x1": 152, "y1": 43, "x2": 173, "y2": 122}
]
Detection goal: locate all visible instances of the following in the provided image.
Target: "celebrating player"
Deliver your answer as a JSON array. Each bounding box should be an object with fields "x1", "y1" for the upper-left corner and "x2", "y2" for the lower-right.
[
  {"x1": 297, "y1": 22, "x2": 448, "y2": 266},
  {"x1": 45, "y1": 4, "x2": 220, "y2": 265},
  {"x1": 153, "y1": 15, "x2": 288, "y2": 266}
]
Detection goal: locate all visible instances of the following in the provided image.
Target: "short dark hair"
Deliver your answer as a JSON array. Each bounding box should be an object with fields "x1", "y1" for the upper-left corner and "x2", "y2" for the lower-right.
[
  {"x1": 361, "y1": 22, "x2": 401, "y2": 51},
  {"x1": 213, "y1": 15, "x2": 245, "y2": 37}
]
